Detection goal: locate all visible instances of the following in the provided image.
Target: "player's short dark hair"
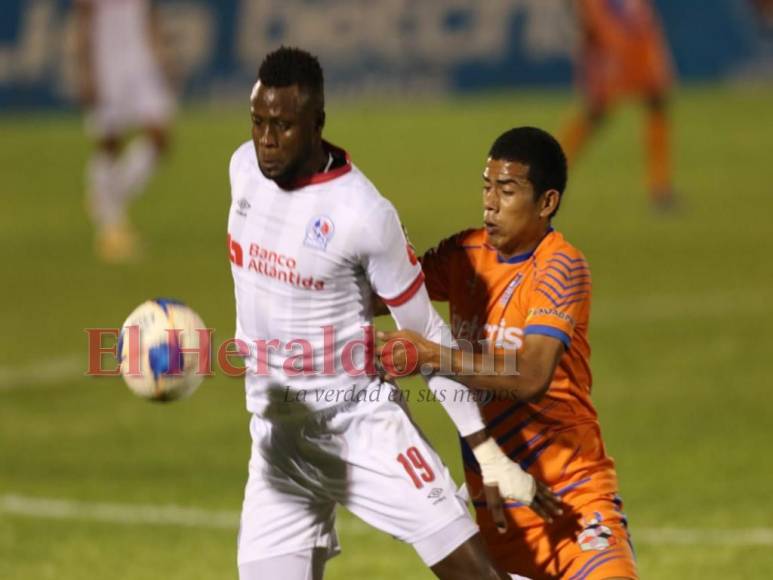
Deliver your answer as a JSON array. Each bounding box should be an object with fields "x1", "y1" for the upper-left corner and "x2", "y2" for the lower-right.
[
  {"x1": 258, "y1": 46, "x2": 325, "y2": 112},
  {"x1": 489, "y1": 127, "x2": 568, "y2": 218}
]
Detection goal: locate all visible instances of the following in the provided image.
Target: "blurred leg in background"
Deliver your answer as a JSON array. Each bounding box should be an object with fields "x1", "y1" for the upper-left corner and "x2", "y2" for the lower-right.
[
  {"x1": 644, "y1": 92, "x2": 675, "y2": 210},
  {"x1": 559, "y1": 102, "x2": 607, "y2": 166}
]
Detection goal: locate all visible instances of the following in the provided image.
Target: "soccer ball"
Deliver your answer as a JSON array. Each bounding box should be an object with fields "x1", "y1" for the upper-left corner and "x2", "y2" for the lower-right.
[{"x1": 118, "y1": 299, "x2": 209, "y2": 402}]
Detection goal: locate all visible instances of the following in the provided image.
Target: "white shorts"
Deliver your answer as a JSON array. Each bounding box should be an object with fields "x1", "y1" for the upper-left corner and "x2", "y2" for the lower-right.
[
  {"x1": 87, "y1": 66, "x2": 173, "y2": 139},
  {"x1": 237, "y1": 384, "x2": 478, "y2": 570}
]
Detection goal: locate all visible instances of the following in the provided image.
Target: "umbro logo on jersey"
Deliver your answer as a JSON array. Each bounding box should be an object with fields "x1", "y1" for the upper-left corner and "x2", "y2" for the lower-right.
[
  {"x1": 236, "y1": 197, "x2": 251, "y2": 217},
  {"x1": 304, "y1": 216, "x2": 335, "y2": 250}
]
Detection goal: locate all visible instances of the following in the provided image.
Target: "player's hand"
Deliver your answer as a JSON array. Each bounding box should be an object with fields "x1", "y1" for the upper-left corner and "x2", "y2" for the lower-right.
[
  {"x1": 472, "y1": 438, "x2": 562, "y2": 531},
  {"x1": 529, "y1": 480, "x2": 564, "y2": 523},
  {"x1": 376, "y1": 329, "x2": 438, "y2": 380}
]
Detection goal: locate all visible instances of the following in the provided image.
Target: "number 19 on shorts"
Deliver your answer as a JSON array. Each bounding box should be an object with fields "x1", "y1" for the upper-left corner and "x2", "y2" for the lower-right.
[{"x1": 397, "y1": 447, "x2": 436, "y2": 489}]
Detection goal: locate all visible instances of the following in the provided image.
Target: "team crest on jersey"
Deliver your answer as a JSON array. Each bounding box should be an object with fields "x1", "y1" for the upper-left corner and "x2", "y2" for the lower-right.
[
  {"x1": 304, "y1": 216, "x2": 335, "y2": 250},
  {"x1": 577, "y1": 513, "x2": 617, "y2": 552}
]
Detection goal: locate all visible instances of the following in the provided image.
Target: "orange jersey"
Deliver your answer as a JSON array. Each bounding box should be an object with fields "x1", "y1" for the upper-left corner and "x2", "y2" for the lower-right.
[
  {"x1": 422, "y1": 228, "x2": 633, "y2": 576},
  {"x1": 422, "y1": 228, "x2": 635, "y2": 576},
  {"x1": 576, "y1": 0, "x2": 672, "y2": 104}
]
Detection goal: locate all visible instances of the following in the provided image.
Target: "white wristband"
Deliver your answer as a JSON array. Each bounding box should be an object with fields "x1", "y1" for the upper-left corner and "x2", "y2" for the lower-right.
[{"x1": 472, "y1": 438, "x2": 536, "y2": 504}]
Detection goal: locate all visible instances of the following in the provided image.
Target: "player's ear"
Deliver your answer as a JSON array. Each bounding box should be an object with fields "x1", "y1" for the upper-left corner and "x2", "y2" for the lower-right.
[
  {"x1": 539, "y1": 189, "x2": 560, "y2": 219},
  {"x1": 316, "y1": 109, "x2": 326, "y2": 131}
]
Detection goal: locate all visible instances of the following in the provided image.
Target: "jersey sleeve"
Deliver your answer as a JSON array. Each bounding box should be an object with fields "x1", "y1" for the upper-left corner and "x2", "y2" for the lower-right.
[
  {"x1": 421, "y1": 231, "x2": 472, "y2": 301},
  {"x1": 523, "y1": 247, "x2": 591, "y2": 349},
  {"x1": 359, "y1": 199, "x2": 424, "y2": 307}
]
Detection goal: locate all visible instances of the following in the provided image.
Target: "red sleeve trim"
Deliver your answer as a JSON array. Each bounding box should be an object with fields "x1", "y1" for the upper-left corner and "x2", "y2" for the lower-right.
[{"x1": 380, "y1": 271, "x2": 425, "y2": 307}]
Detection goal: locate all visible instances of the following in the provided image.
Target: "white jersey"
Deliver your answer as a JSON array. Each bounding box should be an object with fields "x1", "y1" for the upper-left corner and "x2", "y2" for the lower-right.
[
  {"x1": 79, "y1": 0, "x2": 172, "y2": 135},
  {"x1": 227, "y1": 141, "x2": 424, "y2": 415}
]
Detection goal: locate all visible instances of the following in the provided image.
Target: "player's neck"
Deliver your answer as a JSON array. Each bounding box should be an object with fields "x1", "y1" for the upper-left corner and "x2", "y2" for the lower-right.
[
  {"x1": 497, "y1": 225, "x2": 552, "y2": 261},
  {"x1": 299, "y1": 142, "x2": 329, "y2": 179}
]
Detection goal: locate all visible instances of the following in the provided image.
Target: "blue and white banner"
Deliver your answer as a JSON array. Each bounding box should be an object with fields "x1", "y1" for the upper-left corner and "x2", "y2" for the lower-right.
[{"x1": 0, "y1": 0, "x2": 765, "y2": 109}]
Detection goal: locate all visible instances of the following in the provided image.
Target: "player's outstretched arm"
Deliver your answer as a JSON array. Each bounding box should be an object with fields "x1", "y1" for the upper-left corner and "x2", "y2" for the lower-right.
[
  {"x1": 377, "y1": 329, "x2": 563, "y2": 402},
  {"x1": 383, "y1": 283, "x2": 486, "y2": 437}
]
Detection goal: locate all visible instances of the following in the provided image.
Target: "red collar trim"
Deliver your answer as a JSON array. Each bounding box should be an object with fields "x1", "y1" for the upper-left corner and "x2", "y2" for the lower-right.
[{"x1": 287, "y1": 141, "x2": 352, "y2": 189}]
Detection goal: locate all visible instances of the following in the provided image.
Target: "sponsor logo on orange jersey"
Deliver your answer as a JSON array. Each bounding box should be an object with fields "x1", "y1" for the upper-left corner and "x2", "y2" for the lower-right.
[{"x1": 527, "y1": 307, "x2": 576, "y2": 327}]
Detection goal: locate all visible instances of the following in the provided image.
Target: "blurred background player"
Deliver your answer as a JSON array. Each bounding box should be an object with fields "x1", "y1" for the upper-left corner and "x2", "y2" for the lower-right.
[
  {"x1": 74, "y1": 0, "x2": 175, "y2": 263},
  {"x1": 378, "y1": 128, "x2": 638, "y2": 579},
  {"x1": 560, "y1": 0, "x2": 675, "y2": 210}
]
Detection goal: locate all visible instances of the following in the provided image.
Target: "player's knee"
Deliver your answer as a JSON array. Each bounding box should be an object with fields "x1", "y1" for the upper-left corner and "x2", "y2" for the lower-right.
[
  {"x1": 98, "y1": 136, "x2": 122, "y2": 156},
  {"x1": 645, "y1": 92, "x2": 668, "y2": 113},
  {"x1": 145, "y1": 126, "x2": 170, "y2": 154}
]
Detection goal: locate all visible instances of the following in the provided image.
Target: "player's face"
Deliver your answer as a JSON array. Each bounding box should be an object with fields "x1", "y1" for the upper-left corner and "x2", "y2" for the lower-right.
[
  {"x1": 482, "y1": 158, "x2": 547, "y2": 257},
  {"x1": 250, "y1": 82, "x2": 320, "y2": 188}
]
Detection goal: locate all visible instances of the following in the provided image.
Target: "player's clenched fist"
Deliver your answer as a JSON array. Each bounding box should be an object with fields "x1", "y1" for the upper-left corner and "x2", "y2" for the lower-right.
[{"x1": 376, "y1": 329, "x2": 437, "y2": 380}]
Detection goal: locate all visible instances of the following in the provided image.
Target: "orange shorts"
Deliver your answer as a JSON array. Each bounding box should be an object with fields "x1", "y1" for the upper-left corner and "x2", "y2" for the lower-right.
[
  {"x1": 480, "y1": 494, "x2": 638, "y2": 579},
  {"x1": 581, "y1": 47, "x2": 671, "y2": 106}
]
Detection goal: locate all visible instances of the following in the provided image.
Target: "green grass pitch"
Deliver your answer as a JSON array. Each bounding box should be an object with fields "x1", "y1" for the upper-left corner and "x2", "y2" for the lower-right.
[{"x1": 1, "y1": 85, "x2": 772, "y2": 579}]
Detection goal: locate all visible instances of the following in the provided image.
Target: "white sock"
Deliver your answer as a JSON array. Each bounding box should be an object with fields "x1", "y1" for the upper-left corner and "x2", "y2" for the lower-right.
[
  {"x1": 87, "y1": 151, "x2": 125, "y2": 229},
  {"x1": 119, "y1": 136, "x2": 159, "y2": 203}
]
